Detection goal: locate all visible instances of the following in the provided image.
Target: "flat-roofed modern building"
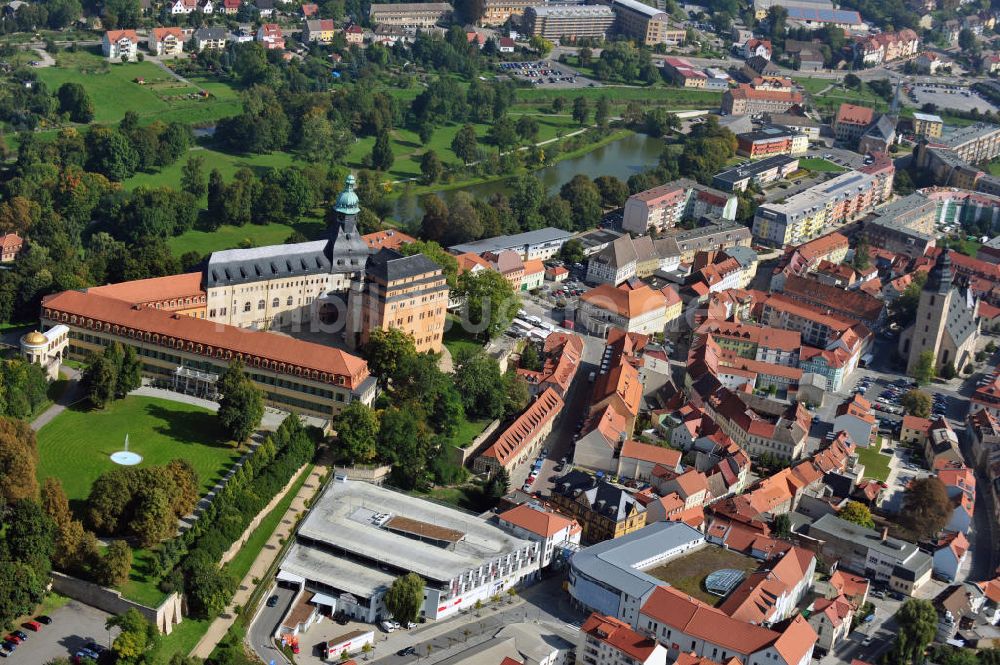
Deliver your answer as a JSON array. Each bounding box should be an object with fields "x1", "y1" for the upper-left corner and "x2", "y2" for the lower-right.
[
  {"x1": 568, "y1": 522, "x2": 705, "y2": 622},
  {"x1": 369, "y1": 2, "x2": 452, "y2": 27},
  {"x1": 596, "y1": 0, "x2": 685, "y2": 45},
  {"x1": 523, "y1": 4, "x2": 614, "y2": 39},
  {"x1": 713, "y1": 155, "x2": 800, "y2": 192},
  {"x1": 736, "y1": 125, "x2": 808, "y2": 158},
  {"x1": 482, "y1": 0, "x2": 536, "y2": 24},
  {"x1": 805, "y1": 514, "x2": 932, "y2": 595},
  {"x1": 449, "y1": 228, "x2": 573, "y2": 261},
  {"x1": 279, "y1": 480, "x2": 541, "y2": 624}
]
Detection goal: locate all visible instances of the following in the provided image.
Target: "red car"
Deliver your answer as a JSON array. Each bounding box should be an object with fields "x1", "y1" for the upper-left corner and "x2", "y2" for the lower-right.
[
  {"x1": 22, "y1": 621, "x2": 40, "y2": 632},
  {"x1": 4, "y1": 637, "x2": 19, "y2": 645}
]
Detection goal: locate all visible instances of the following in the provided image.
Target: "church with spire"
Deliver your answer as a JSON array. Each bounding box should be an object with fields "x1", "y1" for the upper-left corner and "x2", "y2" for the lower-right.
[
  {"x1": 898, "y1": 250, "x2": 981, "y2": 376},
  {"x1": 202, "y1": 175, "x2": 449, "y2": 352}
]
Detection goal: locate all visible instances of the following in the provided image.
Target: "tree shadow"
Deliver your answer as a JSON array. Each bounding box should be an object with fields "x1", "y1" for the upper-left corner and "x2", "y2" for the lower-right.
[{"x1": 145, "y1": 402, "x2": 230, "y2": 449}]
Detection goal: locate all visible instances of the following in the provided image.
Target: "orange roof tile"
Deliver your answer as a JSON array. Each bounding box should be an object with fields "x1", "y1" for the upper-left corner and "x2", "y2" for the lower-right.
[
  {"x1": 498, "y1": 503, "x2": 576, "y2": 538},
  {"x1": 619, "y1": 440, "x2": 683, "y2": 468},
  {"x1": 87, "y1": 272, "x2": 204, "y2": 307},
  {"x1": 580, "y1": 613, "x2": 660, "y2": 662},
  {"x1": 361, "y1": 229, "x2": 416, "y2": 251},
  {"x1": 580, "y1": 283, "x2": 669, "y2": 319},
  {"x1": 481, "y1": 388, "x2": 564, "y2": 466}
]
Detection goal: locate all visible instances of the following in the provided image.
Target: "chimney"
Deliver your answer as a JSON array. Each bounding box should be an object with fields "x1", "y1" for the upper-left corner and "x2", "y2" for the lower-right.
[{"x1": 880, "y1": 527, "x2": 888, "y2": 542}]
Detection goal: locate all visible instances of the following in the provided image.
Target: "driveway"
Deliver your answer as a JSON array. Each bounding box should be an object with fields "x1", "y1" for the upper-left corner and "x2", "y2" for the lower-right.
[
  {"x1": 6, "y1": 600, "x2": 117, "y2": 664},
  {"x1": 249, "y1": 583, "x2": 297, "y2": 664}
]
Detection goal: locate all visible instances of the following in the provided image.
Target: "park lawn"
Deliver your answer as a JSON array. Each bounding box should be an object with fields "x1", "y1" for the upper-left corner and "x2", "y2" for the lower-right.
[
  {"x1": 35, "y1": 395, "x2": 242, "y2": 504},
  {"x1": 126, "y1": 145, "x2": 301, "y2": 191},
  {"x1": 448, "y1": 414, "x2": 492, "y2": 450},
  {"x1": 118, "y1": 547, "x2": 167, "y2": 607},
  {"x1": 856, "y1": 444, "x2": 890, "y2": 482},
  {"x1": 647, "y1": 547, "x2": 759, "y2": 607},
  {"x1": 793, "y1": 77, "x2": 835, "y2": 95},
  {"x1": 166, "y1": 217, "x2": 326, "y2": 257},
  {"x1": 443, "y1": 317, "x2": 485, "y2": 360},
  {"x1": 516, "y1": 85, "x2": 723, "y2": 109},
  {"x1": 799, "y1": 158, "x2": 846, "y2": 173},
  {"x1": 224, "y1": 464, "x2": 314, "y2": 581},
  {"x1": 35, "y1": 48, "x2": 241, "y2": 126},
  {"x1": 147, "y1": 617, "x2": 213, "y2": 664}
]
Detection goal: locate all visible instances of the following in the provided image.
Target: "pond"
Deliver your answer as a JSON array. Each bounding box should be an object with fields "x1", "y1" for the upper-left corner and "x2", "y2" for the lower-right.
[{"x1": 391, "y1": 132, "x2": 666, "y2": 223}]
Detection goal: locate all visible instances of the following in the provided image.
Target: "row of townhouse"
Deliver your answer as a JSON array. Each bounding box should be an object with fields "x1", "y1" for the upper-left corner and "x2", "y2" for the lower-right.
[{"x1": 853, "y1": 29, "x2": 919, "y2": 66}]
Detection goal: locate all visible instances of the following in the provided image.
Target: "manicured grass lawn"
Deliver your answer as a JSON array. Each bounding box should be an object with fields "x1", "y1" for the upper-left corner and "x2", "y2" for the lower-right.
[
  {"x1": 856, "y1": 442, "x2": 891, "y2": 482},
  {"x1": 799, "y1": 158, "x2": 846, "y2": 173},
  {"x1": 126, "y1": 145, "x2": 301, "y2": 191},
  {"x1": 647, "y1": 547, "x2": 759, "y2": 606},
  {"x1": 36, "y1": 396, "x2": 242, "y2": 505},
  {"x1": 516, "y1": 85, "x2": 723, "y2": 109},
  {"x1": 793, "y1": 77, "x2": 835, "y2": 95},
  {"x1": 166, "y1": 218, "x2": 326, "y2": 257},
  {"x1": 146, "y1": 617, "x2": 213, "y2": 664},
  {"x1": 118, "y1": 547, "x2": 165, "y2": 607},
  {"x1": 940, "y1": 236, "x2": 982, "y2": 258},
  {"x1": 443, "y1": 318, "x2": 486, "y2": 361},
  {"x1": 225, "y1": 464, "x2": 314, "y2": 581},
  {"x1": 448, "y1": 414, "x2": 492, "y2": 450},
  {"x1": 35, "y1": 48, "x2": 241, "y2": 126}
]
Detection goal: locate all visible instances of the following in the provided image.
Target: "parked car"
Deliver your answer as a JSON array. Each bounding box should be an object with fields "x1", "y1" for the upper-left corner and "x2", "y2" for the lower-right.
[
  {"x1": 11, "y1": 632, "x2": 26, "y2": 642},
  {"x1": 398, "y1": 646, "x2": 416, "y2": 656},
  {"x1": 380, "y1": 621, "x2": 395, "y2": 633},
  {"x1": 22, "y1": 621, "x2": 40, "y2": 632},
  {"x1": 35, "y1": 616, "x2": 51, "y2": 626},
  {"x1": 266, "y1": 595, "x2": 280, "y2": 607}
]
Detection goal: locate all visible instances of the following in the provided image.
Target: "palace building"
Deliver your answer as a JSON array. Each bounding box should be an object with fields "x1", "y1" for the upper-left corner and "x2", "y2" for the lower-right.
[{"x1": 28, "y1": 176, "x2": 451, "y2": 421}]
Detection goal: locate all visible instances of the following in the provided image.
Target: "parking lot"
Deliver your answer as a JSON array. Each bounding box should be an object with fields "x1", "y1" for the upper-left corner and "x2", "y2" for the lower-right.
[
  {"x1": 1, "y1": 600, "x2": 116, "y2": 664},
  {"x1": 908, "y1": 84, "x2": 999, "y2": 114},
  {"x1": 497, "y1": 60, "x2": 597, "y2": 88}
]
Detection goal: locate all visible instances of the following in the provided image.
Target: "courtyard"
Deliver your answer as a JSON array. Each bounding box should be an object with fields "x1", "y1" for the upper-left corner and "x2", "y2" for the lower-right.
[{"x1": 646, "y1": 546, "x2": 760, "y2": 606}]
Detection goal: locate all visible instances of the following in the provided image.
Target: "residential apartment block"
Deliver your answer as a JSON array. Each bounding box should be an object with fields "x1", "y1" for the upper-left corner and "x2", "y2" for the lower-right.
[
  {"x1": 597, "y1": 0, "x2": 685, "y2": 45},
  {"x1": 736, "y1": 126, "x2": 809, "y2": 158},
  {"x1": 722, "y1": 84, "x2": 804, "y2": 116},
  {"x1": 102, "y1": 29, "x2": 139, "y2": 60},
  {"x1": 369, "y1": 2, "x2": 452, "y2": 27},
  {"x1": 752, "y1": 163, "x2": 893, "y2": 246},
  {"x1": 705, "y1": 388, "x2": 812, "y2": 460},
  {"x1": 713, "y1": 155, "x2": 800, "y2": 192},
  {"x1": 623, "y1": 179, "x2": 737, "y2": 234},
  {"x1": 523, "y1": 4, "x2": 615, "y2": 39},
  {"x1": 149, "y1": 27, "x2": 184, "y2": 56}
]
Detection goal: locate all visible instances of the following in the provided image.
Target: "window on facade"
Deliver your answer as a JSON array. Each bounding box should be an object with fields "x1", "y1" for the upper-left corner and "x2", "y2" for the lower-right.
[
  {"x1": 243, "y1": 302, "x2": 251, "y2": 312},
  {"x1": 272, "y1": 298, "x2": 279, "y2": 307},
  {"x1": 287, "y1": 296, "x2": 294, "y2": 306},
  {"x1": 258, "y1": 300, "x2": 265, "y2": 310}
]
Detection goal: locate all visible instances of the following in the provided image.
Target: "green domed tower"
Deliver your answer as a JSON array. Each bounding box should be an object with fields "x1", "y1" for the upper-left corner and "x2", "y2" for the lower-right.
[{"x1": 329, "y1": 174, "x2": 369, "y2": 268}]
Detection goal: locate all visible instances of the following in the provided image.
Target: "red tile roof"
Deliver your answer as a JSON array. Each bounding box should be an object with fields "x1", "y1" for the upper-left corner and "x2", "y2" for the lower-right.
[
  {"x1": 481, "y1": 388, "x2": 564, "y2": 466},
  {"x1": 42, "y1": 289, "x2": 369, "y2": 387},
  {"x1": 620, "y1": 440, "x2": 683, "y2": 468},
  {"x1": 580, "y1": 613, "x2": 660, "y2": 662},
  {"x1": 87, "y1": 272, "x2": 204, "y2": 307},
  {"x1": 580, "y1": 283, "x2": 669, "y2": 318},
  {"x1": 498, "y1": 503, "x2": 575, "y2": 538},
  {"x1": 835, "y1": 103, "x2": 875, "y2": 127},
  {"x1": 362, "y1": 229, "x2": 416, "y2": 251}
]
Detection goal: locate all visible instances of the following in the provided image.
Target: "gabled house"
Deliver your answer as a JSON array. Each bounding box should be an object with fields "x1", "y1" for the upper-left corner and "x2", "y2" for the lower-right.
[
  {"x1": 344, "y1": 23, "x2": 364, "y2": 44},
  {"x1": 170, "y1": 0, "x2": 197, "y2": 13},
  {"x1": 806, "y1": 595, "x2": 853, "y2": 654},
  {"x1": 149, "y1": 27, "x2": 185, "y2": 56},
  {"x1": 497, "y1": 503, "x2": 581, "y2": 569},
  {"x1": 222, "y1": 0, "x2": 240, "y2": 13},
  {"x1": 933, "y1": 531, "x2": 970, "y2": 583},
  {"x1": 193, "y1": 26, "x2": 228, "y2": 50},
  {"x1": 304, "y1": 18, "x2": 336, "y2": 42},
  {"x1": 102, "y1": 29, "x2": 139, "y2": 60},
  {"x1": 256, "y1": 23, "x2": 285, "y2": 49}
]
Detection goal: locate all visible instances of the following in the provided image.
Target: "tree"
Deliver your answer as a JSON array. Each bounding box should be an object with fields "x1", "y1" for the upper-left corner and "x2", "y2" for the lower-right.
[
  {"x1": 206, "y1": 169, "x2": 226, "y2": 228},
  {"x1": 488, "y1": 116, "x2": 517, "y2": 153},
  {"x1": 901, "y1": 389, "x2": 932, "y2": 418},
  {"x1": 217, "y1": 361, "x2": 264, "y2": 443},
  {"x1": 0, "y1": 417, "x2": 38, "y2": 503},
  {"x1": 363, "y1": 328, "x2": 418, "y2": 384},
  {"x1": 844, "y1": 73, "x2": 861, "y2": 89},
  {"x1": 911, "y1": 350, "x2": 936, "y2": 386},
  {"x1": 56, "y1": 82, "x2": 94, "y2": 123},
  {"x1": 118, "y1": 345, "x2": 142, "y2": 397},
  {"x1": 559, "y1": 238, "x2": 585, "y2": 265},
  {"x1": 332, "y1": 402, "x2": 379, "y2": 464},
  {"x1": 107, "y1": 609, "x2": 159, "y2": 664},
  {"x1": 185, "y1": 564, "x2": 236, "y2": 619},
  {"x1": 400, "y1": 241, "x2": 460, "y2": 289},
  {"x1": 384, "y1": 573, "x2": 424, "y2": 625},
  {"x1": 484, "y1": 467, "x2": 510, "y2": 500},
  {"x1": 451, "y1": 124, "x2": 479, "y2": 164},
  {"x1": 85, "y1": 127, "x2": 138, "y2": 182},
  {"x1": 96, "y1": 540, "x2": 133, "y2": 587},
  {"x1": 529, "y1": 35, "x2": 553, "y2": 56},
  {"x1": 593, "y1": 175, "x2": 629, "y2": 209},
  {"x1": 420, "y1": 150, "x2": 443, "y2": 185},
  {"x1": 900, "y1": 477, "x2": 952, "y2": 540},
  {"x1": 595, "y1": 96, "x2": 611, "y2": 129},
  {"x1": 959, "y1": 28, "x2": 978, "y2": 53},
  {"x1": 572, "y1": 97, "x2": 590, "y2": 125},
  {"x1": 838, "y1": 501, "x2": 875, "y2": 528},
  {"x1": 128, "y1": 487, "x2": 174, "y2": 548},
  {"x1": 455, "y1": 269, "x2": 519, "y2": 340},
  {"x1": 520, "y1": 343, "x2": 541, "y2": 371},
  {"x1": 772, "y1": 513, "x2": 792, "y2": 538},
  {"x1": 852, "y1": 235, "x2": 871, "y2": 271},
  {"x1": 454, "y1": 352, "x2": 507, "y2": 419},
  {"x1": 180, "y1": 155, "x2": 207, "y2": 199},
  {"x1": 42, "y1": 478, "x2": 94, "y2": 572},
  {"x1": 560, "y1": 175, "x2": 602, "y2": 229},
  {"x1": 515, "y1": 115, "x2": 539, "y2": 143},
  {"x1": 371, "y1": 130, "x2": 394, "y2": 172},
  {"x1": 894, "y1": 599, "x2": 937, "y2": 665}
]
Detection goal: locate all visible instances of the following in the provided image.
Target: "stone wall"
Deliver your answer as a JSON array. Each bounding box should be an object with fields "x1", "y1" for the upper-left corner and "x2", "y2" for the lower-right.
[
  {"x1": 51, "y1": 572, "x2": 183, "y2": 635},
  {"x1": 219, "y1": 463, "x2": 309, "y2": 566},
  {"x1": 331, "y1": 463, "x2": 392, "y2": 484},
  {"x1": 450, "y1": 418, "x2": 502, "y2": 467}
]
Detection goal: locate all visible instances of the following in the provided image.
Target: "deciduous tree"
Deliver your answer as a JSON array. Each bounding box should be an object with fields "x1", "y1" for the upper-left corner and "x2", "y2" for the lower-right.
[
  {"x1": 332, "y1": 402, "x2": 379, "y2": 464},
  {"x1": 838, "y1": 501, "x2": 875, "y2": 529},
  {"x1": 217, "y1": 361, "x2": 264, "y2": 443},
  {"x1": 384, "y1": 573, "x2": 424, "y2": 625},
  {"x1": 56, "y1": 82, "x2": 94, "y2": 123},
  {"x1": 0, "y1": 417, "x2": 39, "y2": 503},
  {"x1": 900, "y1": 477, "x2": 951, "y2": 539},
  {"x1": 901, "y1": 389, "x2": 931, "y2": 418}
]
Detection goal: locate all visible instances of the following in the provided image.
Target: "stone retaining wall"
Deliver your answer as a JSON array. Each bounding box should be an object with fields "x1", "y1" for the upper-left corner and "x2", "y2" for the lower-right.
[{"x1": 51, "y1": 572, "x2": 183, "y2": 634}]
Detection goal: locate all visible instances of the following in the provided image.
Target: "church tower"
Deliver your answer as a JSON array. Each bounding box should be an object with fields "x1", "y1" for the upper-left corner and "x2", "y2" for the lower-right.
[{"x1": 902, "y1": 251, "x2": 954, "y2": 375}]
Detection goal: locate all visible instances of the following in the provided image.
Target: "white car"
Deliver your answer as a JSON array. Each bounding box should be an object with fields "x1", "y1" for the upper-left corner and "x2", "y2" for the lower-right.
[{"x1": 380, "y1": 621, "x2": 395, "y2": 633}]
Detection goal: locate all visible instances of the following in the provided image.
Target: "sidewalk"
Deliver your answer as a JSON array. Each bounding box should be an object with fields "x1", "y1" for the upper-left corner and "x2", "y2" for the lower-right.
[
  {"x1": 31, "y1": 367, "x2": 83, "y2": 431},
  {"x1": 189, "y1": 465, "x2": 327, "y2": 660}
]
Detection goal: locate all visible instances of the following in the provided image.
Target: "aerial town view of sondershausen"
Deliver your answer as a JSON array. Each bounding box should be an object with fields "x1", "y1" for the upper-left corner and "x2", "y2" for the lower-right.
[{"x1": 8, "y1": 0, "x2": 1000, "y2": 665}]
